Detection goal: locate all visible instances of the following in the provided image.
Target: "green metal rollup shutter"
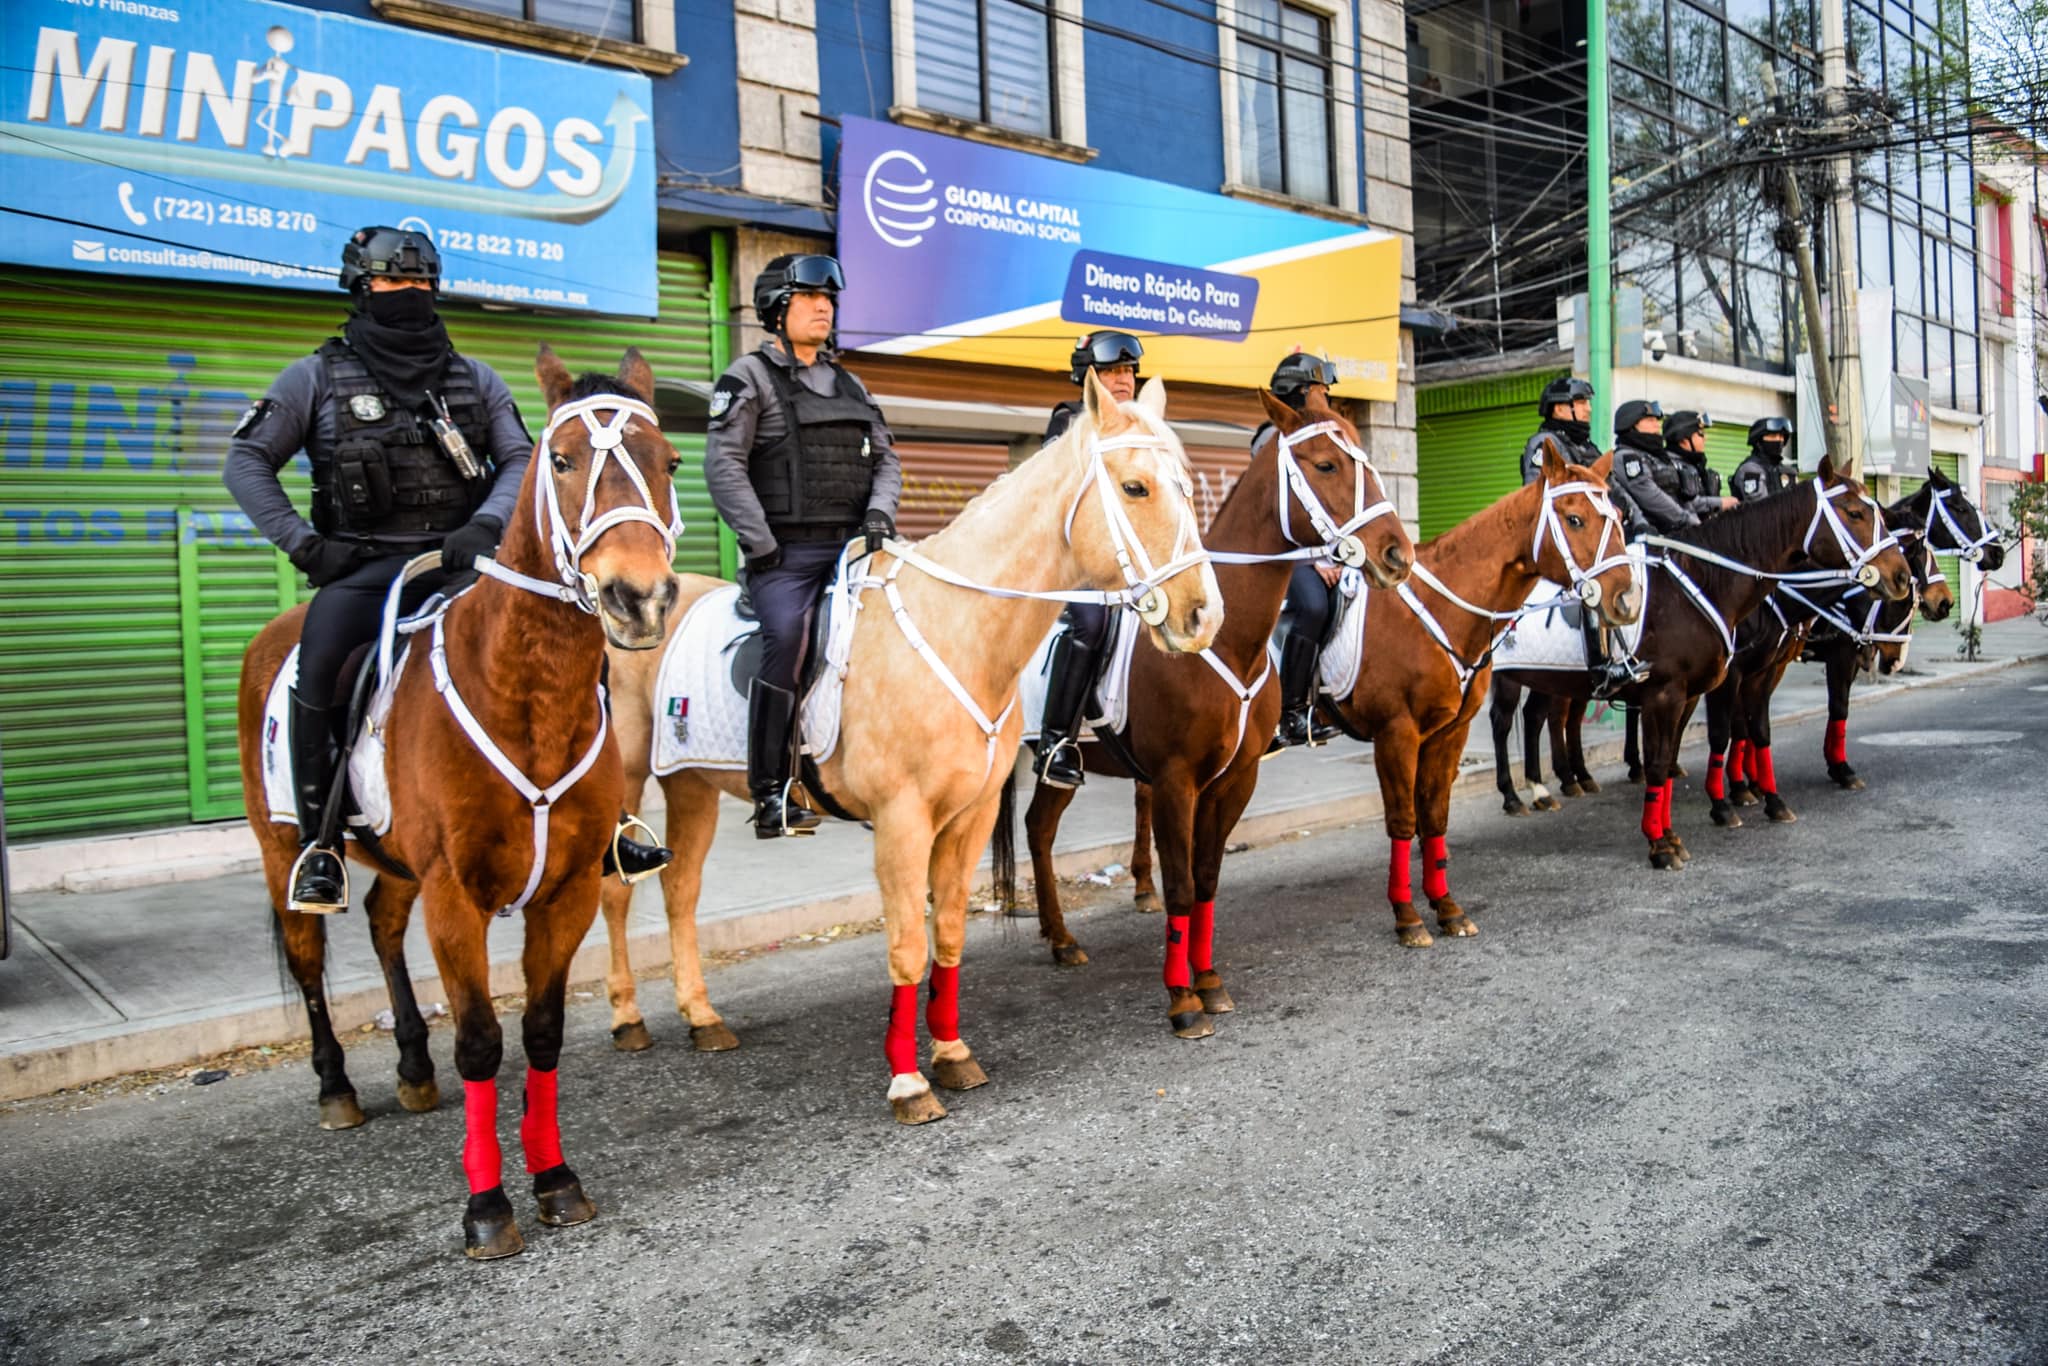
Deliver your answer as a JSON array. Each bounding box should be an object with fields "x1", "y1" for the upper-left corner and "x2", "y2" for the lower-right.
[
  {"x1": 1897, "y1": 452, "x2": 1965, "y2": 631},
  {"x1": 1416, "y1": 369, "x2": 1567, "y2": 540},
  {"x1": 0, "y1": 254, "x2": 714, "y2": 840}
]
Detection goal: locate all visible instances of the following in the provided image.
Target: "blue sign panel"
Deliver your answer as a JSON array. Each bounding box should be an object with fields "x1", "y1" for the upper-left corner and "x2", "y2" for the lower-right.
[
  {"x1": 1061, "y1": 250, "x2": 1259, "y2": 340},
  {"x1": 0, "y1": 0, "x2": 657, "y2": 315}
]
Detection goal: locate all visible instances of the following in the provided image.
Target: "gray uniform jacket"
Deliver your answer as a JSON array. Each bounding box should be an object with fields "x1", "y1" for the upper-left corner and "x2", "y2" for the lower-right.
[
  {"x1": 222, "y1": 352, "x2": 531, "y2": 561},
  {"x1": 1611, "y1": 441, "x2": 1699, "y2": 534},
  {"x1": 704, "y1": 343, "x2": 901, "y2": 561},
  {"x1": 1520, "y1": 427, "x2": 1601, "y2": 485}
]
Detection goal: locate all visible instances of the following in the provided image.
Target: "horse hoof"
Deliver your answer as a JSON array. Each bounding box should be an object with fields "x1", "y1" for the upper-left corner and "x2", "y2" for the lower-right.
[
  {"x1": 1559, "y1": 781, "x2": 1583, "y2": 798},
  {"x1": 532, "y1": 1165, "x2": 597, "y2": 1227},
  {"x1": 1668, "y1": 761, "x2": 1688, "y2": 778},
  {"x1": 1133, "y1": 890, "x2": 1165, "y2": 914},
  {"x1": 463, "y1": 1188, "x2": 524, "y2": 1261},
  {"x1": 611, "y1": 1021, "x2": 654, "y2": 1053},
  {"x1": 1169, "y1": 1010, "x2": 1214, "y2": 1039},
  {"x1": 1051, "y1": 942, "x2": 1090, "y2": 968},
  {"x1": 319, "y1": 1093, "x2": 366, "y2": 1131},
  {"x1": 396, "y1": 1077, "x2": 440, "y2": 1113},
  {"x1": 1577, "y1": 776, "x2": 1601, "y2": 794},
  {"x1": 891, "y1": 1089, "x2": 949, "y2": 1125},
  {"x1": 1668, "y1": 833, "x2": 1689, "y2": 859},
  {"x1": 1767, "y1": 802, "x2": 1797, "y2": 824},
  {"x1": 1710, "y1": 804, "x2": 1742, "y2": 829},
  {"x1": 1627, "y1": 766, "x2": 1643, "y2": 784},
  {"x1": 1194, "y1": 972, "x2": 1236, "y2": 1014},
  {"x1": 1534, "y1": 795, "x2": 1563, "y2": 813},
  {"x1": 1734, "y1": 790, "x2": 1759, "y2": 808},
  {"x1": 690, "y1": 1023, "x2": 740, "y2": 1053},
  {"x1": 1649, "y1": 843, "x2": 1679, "y2": 870},
  {"x1": 1396, "y1": 924, "x2": 1435, "y2": 949},
  {"x1": 931, "y1": 1054, "x2": 989, "y2": 1091},
  {"x1": 1503, "y1": 799, "x2": 1528, "y2": 817},
  {"x1": 1437, "y1": 914, "x2": 1478, "y2": 938}
]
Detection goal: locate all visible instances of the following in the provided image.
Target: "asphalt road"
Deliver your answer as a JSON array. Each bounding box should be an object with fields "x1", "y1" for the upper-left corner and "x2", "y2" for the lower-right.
[{"x1": 3, "y1": 663, "x2": 2045, "y2": 1366}]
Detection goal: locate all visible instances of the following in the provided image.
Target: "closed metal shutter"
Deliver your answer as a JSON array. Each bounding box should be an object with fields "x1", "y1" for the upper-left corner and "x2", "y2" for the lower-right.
[
  {"x1": 1898, "y1": 452, "x2": 1965, "y2": 630},
  {"x1": 1415, "y1": 370, "x2": 1566, "y2": 540},
  {"x1": 1183, "y1": 443, "x2": 1254, "y2": 534},
  {"x1": 893, "y1": 439, "x2": 1012, "y2": 541},
  {"x1": 0, "y1": 255, "x2": 714, "y2": 840}
]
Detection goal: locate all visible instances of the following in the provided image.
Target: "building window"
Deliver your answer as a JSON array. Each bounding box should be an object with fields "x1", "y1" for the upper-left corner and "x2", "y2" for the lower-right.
[
  {"x1": 459, "y1": 0, "x2": 638, "y2": 43},
  {"x1": 912, "y1": 0, "x2": 1059, "y2": 139},
  {"x1": 1982, "y1": 188, "x2": 2014, "y2": 317},
  {"x1": 1233, "y1": 0, "x2": 1336, "y2": 204}
]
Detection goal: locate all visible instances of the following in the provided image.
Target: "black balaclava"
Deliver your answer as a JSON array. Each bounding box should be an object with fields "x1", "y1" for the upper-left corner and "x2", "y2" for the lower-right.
[
  {"x1": 1542, "y1": 408, "x2": 1592, "y2": 446},
  {"x1": 1755, "y1": 437, "x2": 1788, "y2": 464},
  {"x1": 1616, "y1": 425, "x2": 1664, "y2": 455},
  {"x1": 342, "y1": 286, "x2": 453, "y2": 413}
]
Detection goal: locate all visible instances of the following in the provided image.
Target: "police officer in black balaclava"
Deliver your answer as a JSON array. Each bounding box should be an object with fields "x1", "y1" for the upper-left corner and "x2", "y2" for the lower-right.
[
  {"x1": 1663, "y1": 409, "x2": 1732, "y2": 519},
  {"x1": 1521, "y1": 375, "x2": 1600, "y2": 484},
  {"x1": 1258, "y1": 352, "x2": 1344, "y2": 750},
  {"x1": 1733, "y1": 417, "x2": 1797, "y2": 504}
]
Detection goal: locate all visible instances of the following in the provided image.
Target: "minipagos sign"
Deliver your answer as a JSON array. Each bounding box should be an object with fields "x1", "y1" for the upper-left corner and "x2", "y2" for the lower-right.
[{"x1": 2, "y1": 0, "x2": 657, "y2": 315}]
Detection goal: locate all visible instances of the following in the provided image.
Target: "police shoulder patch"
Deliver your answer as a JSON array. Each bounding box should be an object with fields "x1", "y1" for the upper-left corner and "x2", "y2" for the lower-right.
[
  {"x1": 1622, "y1": 455, "x2": 1644, "y2": 478},
  {"x1": 232, "y1": 398, "x2": 275, "y2": 439},
  {"x1": 707, "y1": 374, "x2": 744, "y2": 420},
  {"x1": 1742, "y1": 473, "x2": 1760, "y2": 493}
]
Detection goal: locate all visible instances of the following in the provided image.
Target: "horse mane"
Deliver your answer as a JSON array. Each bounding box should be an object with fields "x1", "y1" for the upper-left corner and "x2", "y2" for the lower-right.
[
  {"x1": 1663, "y1": 476, "x2": 1821, "y2": 571},
  {"x1": 567, "y1": 372, "x2": 649, "y2": 405},
  {"x1": 1416, "y1": 475, "x2": 1530, "y2": 559}
]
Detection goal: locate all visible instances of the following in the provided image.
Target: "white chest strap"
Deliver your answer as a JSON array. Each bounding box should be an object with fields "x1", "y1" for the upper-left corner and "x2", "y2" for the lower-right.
[
  {"x1": 877, "y1": 559, "x2": 1017, "y2": 779},
  {"x1": 1191, "y1": 646, "x2": 1273, "y2": 777}
]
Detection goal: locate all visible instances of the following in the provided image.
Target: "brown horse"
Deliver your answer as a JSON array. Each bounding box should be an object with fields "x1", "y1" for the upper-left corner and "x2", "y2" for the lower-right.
[
  {"x1": 237, "y1": 348, "x2": 683, "y2": 1259},
  {"x1": 1489, "y1": 458, "x2": 1913, "y2": 870},
  {"x1": 1023, "y1": 391, "x2": 1415, "y2": 1036},
  {"x1": 596, "y1": 372, "x2": 1220, "y2": 1121},
  {"x1": 1324, "y1": 445, "x2": 1641, "y2": 945}
]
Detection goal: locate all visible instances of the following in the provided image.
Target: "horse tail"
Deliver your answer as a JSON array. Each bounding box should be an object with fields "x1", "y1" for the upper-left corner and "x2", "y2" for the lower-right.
[{"x1": 990, "y1": 765, "x2": 1019, "y2": 921}]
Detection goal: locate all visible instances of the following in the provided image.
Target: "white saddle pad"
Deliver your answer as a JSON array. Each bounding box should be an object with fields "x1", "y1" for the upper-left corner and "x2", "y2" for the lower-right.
[
  {"x1": 650, "y1": 550, "x2": 862, "y2": 775},
  {"x1": 1018, "y1": 609, "x2": 1141, "y2": 742},
  {"x1": 1492, "y1": 545, "x2": 1652, "y2": 673},
  {"x1": 260, "y1": 642, "x2": 405, "y2": 837},
  {"x1": 1316, "y1": 570, "x2": 1370, "y2": 698}
]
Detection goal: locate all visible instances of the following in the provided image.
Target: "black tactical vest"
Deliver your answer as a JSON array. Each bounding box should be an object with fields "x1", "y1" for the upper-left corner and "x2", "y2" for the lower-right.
[
  {"x1": 748, "y1": 359, "x2": 877, "y2": 531},
  {"x1": 1671, "y1": 448, "x2": 1721, "y2": 501},
  {"x1": 1734, "y1": 452, "x2": 1794, "y2": 502},
  {"x1": 314, "y1": 340, "x2": 492, "y2": 540},
  {"x1": 1521, "y1": 427, "x2": 1598, "y2": 485}
]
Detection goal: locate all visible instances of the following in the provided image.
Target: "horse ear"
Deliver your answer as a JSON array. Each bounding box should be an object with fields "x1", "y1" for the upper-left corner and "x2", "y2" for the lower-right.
[
  {"x1": 536, "y1": 344, "x2": 573, "y2": 411},
  {"x1": 1136, "y1": 376, "x2": 1167, "y2": 419},
  {"x1": 1817, "y1": 451, "x2": 1840, "y2": 485},
  {"x1": 1540, "y1": 437, "x2": 1569, "y2": 484},
  {"x1": 1588, "y1": 451, "x2": 1614, "y2": 482},
  {"x1": 1082, "y1": 367, "x2": 1122, "y2": 431},
  {"x1": 618, "y1": 347, "x2": 654, "y2": 403},
  {"x1": 1258, "y1": 389, "x2": 1296, "y2": 428}
]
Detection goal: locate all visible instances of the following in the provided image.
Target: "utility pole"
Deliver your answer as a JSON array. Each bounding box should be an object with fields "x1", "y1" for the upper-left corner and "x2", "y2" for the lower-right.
[
  {"x1": 1586, "y1": 0, "x2": 1613, "y2": 433},
  {"x1": 1821, "y1": 0, "x2": 1868, "y2": 482},
  {"x1": 1762, "y1": 66, "x2": 1849, "y2": 471}
]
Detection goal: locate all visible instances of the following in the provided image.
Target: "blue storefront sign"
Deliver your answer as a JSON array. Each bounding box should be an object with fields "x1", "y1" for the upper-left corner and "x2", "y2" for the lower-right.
[{"x1": 1, "y1": 0, "x2": 657, "y2": 315}]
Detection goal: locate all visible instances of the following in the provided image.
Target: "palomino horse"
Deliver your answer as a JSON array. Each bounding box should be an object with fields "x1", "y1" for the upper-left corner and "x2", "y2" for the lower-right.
[
  {"x1": 1324, "y1": 444, "x2": 1640, "y2": 946},
  {"x1": 597, "y1": 372, "x2": 1220, "y2": 1122},
  {"x1": 1488, "y1": 457, "x2": 1912, "y2": 870},
  {"x1": 237, "y1": 348, "x2": 683, "y2": 1259},
  {"x1": 1023, "y1": 390, "x2": 1414, "y2": 1036}
]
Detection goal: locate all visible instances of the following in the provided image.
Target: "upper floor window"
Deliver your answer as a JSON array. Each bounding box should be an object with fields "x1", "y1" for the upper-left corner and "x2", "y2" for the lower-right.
[
  {"x1": 913, "y1": 0, "x2": 1059, "y2": 139},
  {"x1": 1234, "y1": 0, "x2": 1335, "y2": 204},
  {"x1": 457, "y1": 0, "x2": 637, "y2": 42}
]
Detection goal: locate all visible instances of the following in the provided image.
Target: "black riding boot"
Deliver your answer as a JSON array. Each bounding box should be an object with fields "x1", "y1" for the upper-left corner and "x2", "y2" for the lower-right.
[
  {"x1": 1583, "y1": 617, "x2": 1644, "y2": 700},
  {"x1": 748, "y1": 680, "x2": 820, "y2": 839},
  {"x1": 287, "y1": 691, "x2": 348, "y2": 914},
  {"x1": 602, "y1": 813, "x2": 672, "y2": 883},
  {"x1": 1269, "y1": 632, "x2": 1326, "y2": 752},
  {"x1": 1033, "y1": 629, "x2": 1099, "y2": 790}
]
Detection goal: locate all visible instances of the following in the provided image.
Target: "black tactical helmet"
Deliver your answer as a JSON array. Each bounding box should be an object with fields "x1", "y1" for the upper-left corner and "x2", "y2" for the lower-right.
[
  {"x1": 1748, "y1": 416, "x2": 1793, "y2": 447},
  {"x1": 754, "y1": 254, "x2": 845, "y2": 331},
  {"x1": 1270, "y1": 352, "x2": 1339, "y2": 405},
  {"x1": 1069, "y1": 331, "x2": 1144, "y2": 385},
  {"x1": 1663, "y1": 410, "x2": 1712, "y2": 445},
  {"x1": 1538, "y1": 375, "x2": 1595, "y2": 416},
  {"x1": 340, "y1": 225, "x2": 439, "y2": 295},
  {"x1": 1614, "y1": 398, "x2": 1664, "y2": 434}
]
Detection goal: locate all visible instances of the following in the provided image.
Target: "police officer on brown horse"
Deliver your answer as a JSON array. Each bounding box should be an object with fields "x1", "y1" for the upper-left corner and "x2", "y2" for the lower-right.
[
  {"x1": 1258, "y1": 352, "x2": 1344, "y2": 750},
  {"x1": 1733, "y1": 417, "x2": 1796, "y2": 503},
  {"x1": 704, "y1": 254, "x2": 901, "y2": 836}
]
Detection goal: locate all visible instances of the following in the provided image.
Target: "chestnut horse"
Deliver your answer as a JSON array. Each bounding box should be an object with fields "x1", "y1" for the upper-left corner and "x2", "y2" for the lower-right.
[
  {"x1": 237, "y1": 348, "x2": 683, "y2": 1259},
  {"x1": 597, "y1": 372, "x2": 1220, "y2": 1121},
  {"x1": 1488, "y1": 458, "x2": 1912, "y2": 870},
  {"x1": 1323, "y1": 444, "x2": 1640, "y2": 945},
  {"x1": 1022, "y1": 391, "x2": 1415, "y2": 1036}
]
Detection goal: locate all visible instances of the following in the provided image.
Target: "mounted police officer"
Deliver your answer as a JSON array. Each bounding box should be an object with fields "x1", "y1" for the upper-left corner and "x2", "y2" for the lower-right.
[
  {"x1": 1733, "y1": 417, "x2": 1796, "y2": 504},
  {"x1": 1519, "y1": 377, "x2": 1639, "y2": 698},
  {"x1": 224, "y1": 227, "x2": 530, "y2": 914},
  {"x1": 1610, "y1": 398, "x2": 1736, "y2": 534},
  {"x1": 1663, "y1": 410, "x2": 1728, "y2": 519},
  {"x1": 705, "y1": 253, "x2": 901, "y2": 837},
  {"x1": 1033, "y1": 330, "x2": 1144, "y2": 789},
  {"x1": 1258, "y1": 352, "x2": 1344, "y2": 750}
]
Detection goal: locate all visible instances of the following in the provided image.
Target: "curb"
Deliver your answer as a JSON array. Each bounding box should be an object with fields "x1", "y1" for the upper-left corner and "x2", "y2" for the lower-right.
[{"x1": 3, "y1": 651, "x2": 2037, "y2": 1103}]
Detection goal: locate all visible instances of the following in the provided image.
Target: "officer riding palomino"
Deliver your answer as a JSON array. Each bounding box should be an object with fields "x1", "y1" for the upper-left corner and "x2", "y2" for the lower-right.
[
  {"x1": 1032, "y1": 329, "x2": 1145, "y2": 789},
  {"x1": 1663, "y1": 409, "x2": 1727, "y2": 519},
  {"x1": 704, "y1": 253, "x2": 901, "y2": 837},
  {"x1": 225, "y1": 226, "x2": 667, "y2": 913},
  {"x1": 1520, "y1": 376, "x2": 1642, "y2": 698},
  {"x1": 1733, "y1": 417, "x2": 1797, "y2": 503},
  {"x1": 1259, "y1": 352, "x2": 1345, "y2": 750}
]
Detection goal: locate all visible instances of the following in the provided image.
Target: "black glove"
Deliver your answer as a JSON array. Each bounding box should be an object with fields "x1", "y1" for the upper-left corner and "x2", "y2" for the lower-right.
[
  {"x1": 863, "y1": 510, "x2": 895, "y2": 555},
  {"x1": 747, "y1": 547, "x2": 782, "y2": 575},
  {"x1": 293, "y1": 537, "x2": 368, "y2": 588},
  {"x1": 439, "y1": 515, "x2": 504, "y2": 573}
]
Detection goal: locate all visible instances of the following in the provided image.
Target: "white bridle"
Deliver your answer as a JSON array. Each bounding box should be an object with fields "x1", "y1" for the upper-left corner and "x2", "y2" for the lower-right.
[
  {"x1": 1060, "y1": 433, "x2": 1213, "y2": 625},
  {"x1": 1916, "y1": 486, "x2": 2000, "y2": 564},
  {"x1": 1273, "y1": 421, "x2": 1399, "y2": 569},
  {"x1": 1802, "y1": 481, "x2": 1898, "y2": 588},
  {"x1": 1531, "y1": 478, "x2": 1631, "y2": 607}
]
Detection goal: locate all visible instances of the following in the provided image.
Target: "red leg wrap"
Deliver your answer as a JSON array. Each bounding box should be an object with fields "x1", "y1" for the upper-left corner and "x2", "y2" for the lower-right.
[
  {"x1": 926, "y1": 964, "x2": 961, "y2": 1042},
  {"x1": 885, "y1": 982, "x2": 919, "y2": 1076},
  {"x1": 1730, "y1": 740, "x2": 1749, "y2": 784},
  {"x1": 1189, "y1": 901, "x2": 1215, "y2": 974},
  {"x1": 1163, "y1": 914, "x2": 1191, "y2": 990},
  {"x1": 461, "y1": 1078, "x2": 502, "y2": 1195},
  {"x1": 1705, "y1": 753, "x2": 1726, "y2": 800},
  {"x1": 1641, "y1": 788, "x2": 1664, "y2": 840},
  {"x1": 1825, "y1": 719, "x2": 1848, "y2": 767},
  {"x1": 1386, "y1": 837, "x2": 1413, "y2": 904},
  {"x1": 1661, "y1": 781, "x2": 1675, "y2": 831},
  {"x1": 1422, "y1": 835, "x2": 1449, "y2": 902},
  {"x1": 519, "y1": 1066, "x2": 564, "y2": 1176},
  {"x1": 1754, "y1": 745, "x2": 1777, "y2": 794}
]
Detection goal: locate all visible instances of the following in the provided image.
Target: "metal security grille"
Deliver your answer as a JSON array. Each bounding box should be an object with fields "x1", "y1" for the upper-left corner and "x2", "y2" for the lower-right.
[
  {"x1": 0, "y1": 254, "x2": 714, "y2": 840},
  {"x1": 1415, "y1": 370, "x2": 1568, "y2": 540}
]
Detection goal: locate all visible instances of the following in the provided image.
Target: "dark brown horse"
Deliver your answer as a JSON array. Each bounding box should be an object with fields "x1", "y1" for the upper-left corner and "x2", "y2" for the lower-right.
[
  {"x1": 1022, "y1": 392, "x2": 1415, "y2": 1036},
  {"x1": 1323, "y1": 445, "x2": 1640, "y2": 944},
  {"x1": 1488, "y1": 458, "x2": 1913, "y2": 870},
  {"x1": 237, "y1": 348, "x2": 682, "y2": 1258}
]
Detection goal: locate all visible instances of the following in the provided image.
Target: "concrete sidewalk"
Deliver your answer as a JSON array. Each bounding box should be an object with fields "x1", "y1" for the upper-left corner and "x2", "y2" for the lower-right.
[{"x1": 4, "y1": 615, "x2": 2040, "y2": 1101}]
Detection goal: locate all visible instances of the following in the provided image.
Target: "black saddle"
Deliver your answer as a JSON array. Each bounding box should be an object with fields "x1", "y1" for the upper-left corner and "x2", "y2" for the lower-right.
[{"x1": 726, "y1": 591, "x2": 837, "y2": 700}]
